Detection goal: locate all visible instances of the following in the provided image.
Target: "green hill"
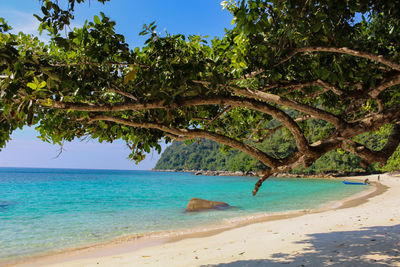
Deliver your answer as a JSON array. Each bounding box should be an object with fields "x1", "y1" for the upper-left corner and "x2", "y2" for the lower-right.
[
  {"x1": 155, "y1": 139, "x2": 365, "y2": 173},
  {"x1": 154, "y1": 139, "x2": 264, "y2": 172}
]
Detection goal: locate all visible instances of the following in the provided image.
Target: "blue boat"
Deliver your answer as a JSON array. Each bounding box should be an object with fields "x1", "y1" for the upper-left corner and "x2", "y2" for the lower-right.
[{"x1": 342, "y1": 181, "x2": 367, "y2": 185}]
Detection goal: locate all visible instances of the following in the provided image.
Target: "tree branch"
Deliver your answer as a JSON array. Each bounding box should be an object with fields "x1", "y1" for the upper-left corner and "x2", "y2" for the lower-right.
[
  {"x1": 190, "y1": 117, "x2": 213, "y2": 122},
  {"x1": 269, "y1": 80, "x2": 343, "y2": 97},
  {"x1": 369, "y1": 73, "x2": 400, "y2": 98},
  {"x1": 49, "y1": 61, "x2": 148, "y2": 68},
  {"x1": 343, "y1": 102, "x2": 400, "y2": 137},
  {"x1": 38, "y1": 89, "x2": 400, "y2": 195},
  {"x1": 88, "y1": 115, "x2": 281, "y2": 168},
  {"x1": 165, "y1": 133, "x2": 193, "y2": 142},
  {"x1": 232, "y1": 86, "x2": 346, "y2": 129},
  {"x1": 247, "y1": 120, "x2": 264, "y2": 141},
  {"x1": 276, "y1": 46, "x2": 400, "y2": 71},
  {"x1": 253, "y1": 169, "x2": 273, "y2": 196},
  {"x1": 340, "y1": 124, "x2": 400, "y2": 167},
  {"x1": 376, "y1": 123, "x2": 400, "y2": 166},
  {"x1": 43, "y1": 95, "x2": 312, "y2": 155},
  {"x1": 108, "y1": 88, "x2": 138, "y2": 101},
  {"x1": 204, "y1": 105, "x2": 232, "y2": 130},
  {"x1": 256, "y1": 116, "x2": 311, "y2": 143},
  {"x1": 316, "y1": 80, "x2": 344, "y2": 96}
]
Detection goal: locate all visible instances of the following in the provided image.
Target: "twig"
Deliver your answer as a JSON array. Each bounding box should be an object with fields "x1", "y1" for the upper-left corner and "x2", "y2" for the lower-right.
[
  {"x1": 49, "y1": 61, "x2": 149, "y2": 68},
  {"x1": 108, "y1": 88, "x2": 138, "y2": 101},
  {"x1": 275, "y1": 46, "x2": 400, "y2": 71},
  {"x1": 256, "y1": 116, "x2": 311, "y2": 143},
  {"x1": 247, "y1": 120, "x2": 264, "y2": 141},
  {"x1": 204, "y1": 106, "x2": 233, "y2": 130}
]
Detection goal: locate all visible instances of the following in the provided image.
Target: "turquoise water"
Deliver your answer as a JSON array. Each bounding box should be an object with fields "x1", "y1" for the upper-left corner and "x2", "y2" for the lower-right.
[{"x1": 0, "y1": 168, "x2": 367, "y2": 264}]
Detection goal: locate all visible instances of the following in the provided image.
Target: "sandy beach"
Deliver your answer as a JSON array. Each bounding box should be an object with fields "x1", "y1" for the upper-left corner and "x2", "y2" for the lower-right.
[{"x1": 13, "y1": 173, "x2": 400, "y2": 267}]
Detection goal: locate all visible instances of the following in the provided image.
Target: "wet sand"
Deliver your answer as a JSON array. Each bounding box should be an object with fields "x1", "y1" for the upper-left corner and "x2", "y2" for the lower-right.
[{"x1": 10, "y1": 174, "x2": 400, "y2": 267}]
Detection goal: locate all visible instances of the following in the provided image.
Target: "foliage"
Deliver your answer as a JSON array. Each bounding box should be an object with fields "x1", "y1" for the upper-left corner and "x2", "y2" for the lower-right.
[{"x1": 1, "y1": 0, "x2": 400, "y2": 194}]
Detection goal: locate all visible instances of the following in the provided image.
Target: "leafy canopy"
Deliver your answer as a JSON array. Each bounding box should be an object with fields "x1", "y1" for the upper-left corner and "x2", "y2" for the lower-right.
[{"x1": 1, "y1": 0, "x2": 400, "y2": 194}]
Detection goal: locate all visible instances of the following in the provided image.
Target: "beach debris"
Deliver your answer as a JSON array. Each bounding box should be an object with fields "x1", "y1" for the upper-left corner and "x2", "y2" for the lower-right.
[
  {"x1": 195, "y1": 256, "x2": 199, "y2": 259},
  {"x1": 186, "y1": 198, "x2": 230, "y2": 211},
  {"x1": 239, "y1": 252, "x2": 245, "y2": 255}
]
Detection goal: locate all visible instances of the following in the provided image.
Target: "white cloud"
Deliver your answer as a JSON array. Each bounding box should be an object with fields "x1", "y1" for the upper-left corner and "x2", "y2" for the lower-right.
[{"x1": 0, "y1": 9, "x2": 40, "y2": 35}]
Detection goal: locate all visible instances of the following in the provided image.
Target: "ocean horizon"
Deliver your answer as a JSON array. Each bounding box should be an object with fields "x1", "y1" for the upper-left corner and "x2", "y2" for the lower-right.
[{"x1": 0, "y1": 167, "x2": 368, "y2": 264}]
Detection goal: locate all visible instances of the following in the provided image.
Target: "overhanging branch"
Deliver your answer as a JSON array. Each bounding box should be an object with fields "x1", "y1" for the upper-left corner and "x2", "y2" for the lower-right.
[
  {"x1": 107, "y1": 88, "x2": 138, "y2": 101},
  {"x1": 340, "y1": 124, "x2": 400, "y2": 167},
  {"x1": 369, "y1": 73, "x2": 400, "y2": 98},
  {"x1": 232, "y1": 86, "x2": 346, "y2": 129},
  {"x1": 88, "y1": 114, "x2": 281, "y2": 168},
  {"x1": 43, "y1": 95, "x2": 312, "y2": 155},
  {"x1": 256, "y1": 116, "x2": 311, "y2": 143},
  {"x1": 204, "y1": 105, "x2": 232, "y2": 130},
  {"x1": 343, "y1": 102, "x2": 400, "y2": 137},
  {"x1": 276, "y1": 46, "x2": 400, "y2": 71}
]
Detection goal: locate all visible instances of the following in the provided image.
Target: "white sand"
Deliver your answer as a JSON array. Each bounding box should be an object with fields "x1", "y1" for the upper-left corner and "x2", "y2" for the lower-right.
[{"x1": 16, "y1": 174, "x2": 400, "y2": 266}]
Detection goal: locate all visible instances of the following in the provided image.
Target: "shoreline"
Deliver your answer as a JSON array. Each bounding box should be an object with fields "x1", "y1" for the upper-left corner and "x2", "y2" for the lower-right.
[
  {"x1": 153, "y1": 168, "x2": 382, "y2": 179},
  {"x1": 7, "y1": 175, "x2": 389, "y2": 267}
]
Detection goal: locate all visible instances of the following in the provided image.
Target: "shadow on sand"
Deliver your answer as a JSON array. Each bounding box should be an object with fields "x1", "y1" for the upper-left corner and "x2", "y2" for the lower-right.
[{"x1": 203, "y1": 224, "x2": 400, "y2": 267}]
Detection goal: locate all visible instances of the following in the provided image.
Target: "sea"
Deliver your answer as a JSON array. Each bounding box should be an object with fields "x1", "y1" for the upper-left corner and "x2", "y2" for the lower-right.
[{"x1": 0, "y1": 167, "x2": 368, "y2": 264}]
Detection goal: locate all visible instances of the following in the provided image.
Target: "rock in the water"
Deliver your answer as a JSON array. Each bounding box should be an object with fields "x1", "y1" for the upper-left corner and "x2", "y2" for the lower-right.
[{"x1": 186, "y1": 198, "x2": 230, "y2": 211}]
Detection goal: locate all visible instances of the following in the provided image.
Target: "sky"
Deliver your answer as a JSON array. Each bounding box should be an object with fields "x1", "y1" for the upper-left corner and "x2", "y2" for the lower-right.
[{"x1": 0, "y1": 0, "x2": 233, "y2": 170}]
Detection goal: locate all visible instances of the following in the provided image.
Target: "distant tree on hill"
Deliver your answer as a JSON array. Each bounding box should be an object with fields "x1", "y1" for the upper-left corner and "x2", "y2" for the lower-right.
[{"x1": 1, "y1": 0, "x2": 400, "y2": 194}]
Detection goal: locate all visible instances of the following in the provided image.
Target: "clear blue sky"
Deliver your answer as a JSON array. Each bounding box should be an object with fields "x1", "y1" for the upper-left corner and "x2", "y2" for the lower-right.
[{"x1": 0, "y1": 0, "x2": 233, "y2": 170}]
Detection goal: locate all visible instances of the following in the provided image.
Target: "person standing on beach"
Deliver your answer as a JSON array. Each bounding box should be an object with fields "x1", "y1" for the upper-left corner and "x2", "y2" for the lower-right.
[{"x1": 378, "y1": 175, "x2": 380, "y2": 182}]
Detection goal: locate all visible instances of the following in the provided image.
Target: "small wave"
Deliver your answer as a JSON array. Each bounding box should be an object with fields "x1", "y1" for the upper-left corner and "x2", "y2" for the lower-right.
[{"x1": 0, "y1": 201, "x2": 17, "y2": 212}]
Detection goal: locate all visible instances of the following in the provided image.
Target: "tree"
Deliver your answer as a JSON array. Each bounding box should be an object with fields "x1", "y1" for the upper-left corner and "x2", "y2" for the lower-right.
[{"x1": 1, "y1": 0, "x2": 400, "y2": 195}]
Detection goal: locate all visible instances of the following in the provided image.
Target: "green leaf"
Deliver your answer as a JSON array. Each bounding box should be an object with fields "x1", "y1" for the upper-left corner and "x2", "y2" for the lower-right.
[
  {"x1": 124, "y1": 68, "x2": 137, "y2": 84},
  {"x1": 221, "y1": 1, "x2": 228, "y2": 10},
  {"x1": 93, "y1": 15, "x2": 101, "y2": 25},
  {"x1": 312, "y1": 23, "x2": 322, "y2": 32},
  {"x1": 27, "y1": 83, "x2": 37, "y2": 90},
  {"x1": 38, "y1": 81, "x2": 47, "y2": 88}
]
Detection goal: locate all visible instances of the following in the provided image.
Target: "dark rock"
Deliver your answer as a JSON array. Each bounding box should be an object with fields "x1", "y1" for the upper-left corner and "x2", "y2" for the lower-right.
[{"x1": 186, "y1": 198, "x2": 230, "y2": 211}]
